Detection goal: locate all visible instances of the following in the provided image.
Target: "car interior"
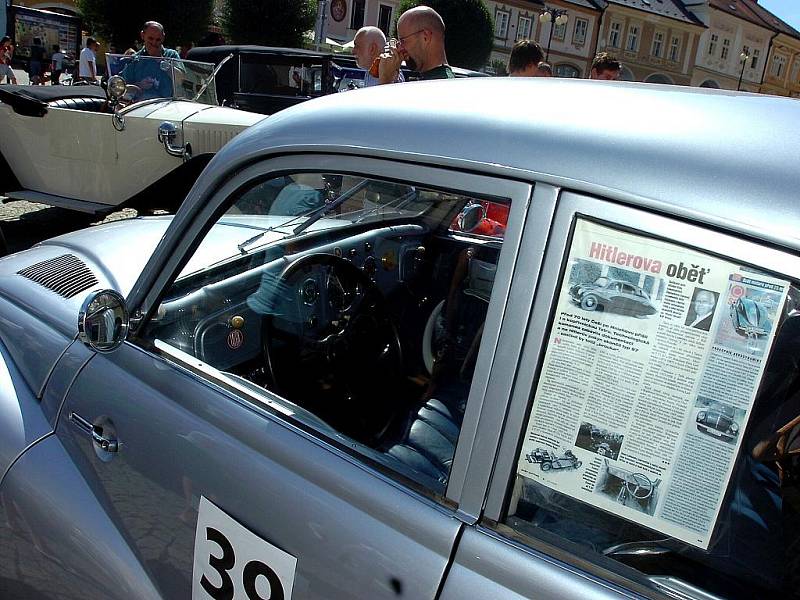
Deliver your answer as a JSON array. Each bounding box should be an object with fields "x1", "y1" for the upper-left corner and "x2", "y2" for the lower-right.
[{"x1": 141, "y1": 172, "x2": 508, "y2": 494}]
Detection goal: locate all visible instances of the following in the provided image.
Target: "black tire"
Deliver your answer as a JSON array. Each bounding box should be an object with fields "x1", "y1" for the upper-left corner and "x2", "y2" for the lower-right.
[
  {"x1": 580, "y1": 294, "x2": 599, "y2": 311},
  {"x1": 541, "y1": 461, "x2": 552, "y2": 471}
]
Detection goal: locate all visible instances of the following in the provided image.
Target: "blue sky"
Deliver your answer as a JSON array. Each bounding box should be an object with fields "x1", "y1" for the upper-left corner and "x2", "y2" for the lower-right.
[{"x1": 757, "y1": 0, "x2": 800, "y2": 30}]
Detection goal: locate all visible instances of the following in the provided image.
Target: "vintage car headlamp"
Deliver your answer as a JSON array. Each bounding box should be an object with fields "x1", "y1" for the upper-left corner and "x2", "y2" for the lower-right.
[
  {"x1": 107, "y1": 75, "x2": 128, "y2": 100},
  {"x1": 729, "y1": 422, "x2": 739, "y2": 434}
]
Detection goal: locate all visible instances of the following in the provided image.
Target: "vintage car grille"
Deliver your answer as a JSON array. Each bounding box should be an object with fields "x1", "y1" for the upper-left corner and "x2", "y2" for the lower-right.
[
  {"x1": 191, "y1": 129, "x2": 237, "y2": 155},
  {"x1": 17, "y1": 254, "x2": 99, "y2": 298}
]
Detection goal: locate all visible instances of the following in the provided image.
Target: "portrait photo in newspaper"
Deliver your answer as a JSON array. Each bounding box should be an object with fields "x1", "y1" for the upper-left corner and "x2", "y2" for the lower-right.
[{"x1": 685, "y1": 287, "x2": 718, "y2": 331}]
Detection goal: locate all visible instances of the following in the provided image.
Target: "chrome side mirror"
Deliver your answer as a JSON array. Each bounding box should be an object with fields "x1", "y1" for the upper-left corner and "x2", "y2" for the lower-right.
[
  {"x1": 78, "y1": 290, "x2": 129, "y2": 352},
  {"x1": 457, "y1": 202, "x2": 486, "y2": 233},
  {"x1": 158, "y1": 121, "x2": 191, "y2": 161}
]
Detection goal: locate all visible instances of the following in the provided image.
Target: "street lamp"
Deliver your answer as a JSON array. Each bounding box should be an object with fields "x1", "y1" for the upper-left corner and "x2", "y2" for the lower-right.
[
  {"x1": 539, "y1": 8, "x2": 569, "y2": 62},
  {"x1": 737, "y1": 49, "x2": 751, "y2": 91}
]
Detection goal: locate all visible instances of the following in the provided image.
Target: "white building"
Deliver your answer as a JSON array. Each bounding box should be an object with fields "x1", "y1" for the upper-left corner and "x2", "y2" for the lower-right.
[{"x1": 684, "y1": 0, "x2": 771, "y2": 91}]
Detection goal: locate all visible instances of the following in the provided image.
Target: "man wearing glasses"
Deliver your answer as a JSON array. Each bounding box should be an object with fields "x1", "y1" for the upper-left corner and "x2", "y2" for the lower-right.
[{"x1": 378, "y1": 5, "x2": 453, "y2": 83}]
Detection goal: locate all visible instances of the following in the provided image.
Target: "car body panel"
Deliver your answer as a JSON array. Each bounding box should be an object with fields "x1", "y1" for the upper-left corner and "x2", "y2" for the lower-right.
[
  {"x1": 0, "y1": 336, "x2": 51, "y2": 484},
  {"x1": 0, "y1": 433, "x2": 163, "y2": 600},
  {"x1": 0, "y1": 88, "x2": 265, "y2": 210},
  {"x1": 439, "y1": 527, "x2": 635, "y2": 600},
  {"x1": 46, "y1": 342, "x2": 461, "y2": 598}
]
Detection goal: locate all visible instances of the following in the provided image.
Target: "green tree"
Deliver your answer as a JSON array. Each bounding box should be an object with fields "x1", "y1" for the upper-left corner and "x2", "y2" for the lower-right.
[
  {"x1": 222, "y1": 0, "x2": 317, "y2": 47},
  {"x1": 76, "y1": 0, "x2": 214, "y2": 49},
  {"x1": 396, "y1": 0, "x2": 494, "y2": 71}
]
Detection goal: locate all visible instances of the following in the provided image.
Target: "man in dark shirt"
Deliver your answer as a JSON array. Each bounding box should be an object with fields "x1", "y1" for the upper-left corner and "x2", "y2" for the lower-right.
[
  {"x1": 29, "y1": 38, "x2": 46, "y2": 85},
  {"x1": 378, "y1": 5, "x2": 453, "y2": 83}
]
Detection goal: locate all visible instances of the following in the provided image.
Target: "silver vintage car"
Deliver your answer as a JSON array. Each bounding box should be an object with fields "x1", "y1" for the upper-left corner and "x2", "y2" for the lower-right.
[{"x1": 0, "y1": 78, "x2": 798, "y2": 600}]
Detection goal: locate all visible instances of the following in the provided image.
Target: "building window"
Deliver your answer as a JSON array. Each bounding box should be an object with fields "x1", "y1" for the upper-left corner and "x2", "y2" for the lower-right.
[
  {"x1": 772, "y1": 54, "x2": 787, "y2": 78},
  {"x1": 495, "y1": 9, "x2": 510, "y2": 39},
  {"x1": 609, "y1": 22, "x2": 621, "y2": 48},
  {"x1": 553, "y1": 18, "x2": 567, "y2": 41},
  {"x1": 751, "y1": 49, "x2": 760, "y2": 70},
  {"x1": 573, "y1": 18, "x2": 588, "y2": 45},
  {"x1": 350, "y1": 0, "x2": 365, "y2": 30},
  {"x1": 708, "y1": 33, "x2": 718, "y2": 56},
  {"x1": 651, "y1": 31, "x2": 664, "y2": 57},
  {"x1": 669, "y1": 36, "x2": 680, "y2": 61},
  {"x1": 517, "y1": 16, "x2": 532, "y2": 41},
  {"x1": 626, "y1": 25, "x2": 639, "y2": 52},
  {"x1": 555, "y1": 63, "x2": 580, "y2": 77},
  {"x1": 378, "y1": 4, "x2": 392, "y2": 36},
  {"x1": 791, "y1": 58, "x2": 800, "y2": 83},
  {"x1": 721, "y1": 38, "x2": 730, "y2": 60}
]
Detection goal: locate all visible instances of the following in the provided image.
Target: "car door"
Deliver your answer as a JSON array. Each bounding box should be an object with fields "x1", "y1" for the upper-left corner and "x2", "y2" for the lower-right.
[
  {"x1": 0, "y1": 155, "x2": 533, "y2": 599},
  {"x1": 442, "y1": 188, "x2": 800, "y2": 599}
]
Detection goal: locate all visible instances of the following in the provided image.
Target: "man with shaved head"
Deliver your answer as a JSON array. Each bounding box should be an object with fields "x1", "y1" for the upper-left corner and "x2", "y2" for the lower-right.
[
  {"x1": 352, "y1": 26, "x2": 403, "y2": 86},
  {"x1": 121, "y1": 21, "x2": 182, "y2": 100},
  {"x1": 379, "y1": 5, "x2": 453, "y2": 83}
]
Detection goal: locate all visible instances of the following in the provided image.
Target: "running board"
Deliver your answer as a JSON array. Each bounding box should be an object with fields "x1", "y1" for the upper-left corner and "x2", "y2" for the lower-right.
[{"x1": 3, "y1": 190, "x2": 113, "y2": 215}]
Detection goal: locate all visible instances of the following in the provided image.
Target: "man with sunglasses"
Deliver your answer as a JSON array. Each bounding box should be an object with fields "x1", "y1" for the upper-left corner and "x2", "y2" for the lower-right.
[{"x1": 378, "y1": 5, "x2": 453, "y2": 84}]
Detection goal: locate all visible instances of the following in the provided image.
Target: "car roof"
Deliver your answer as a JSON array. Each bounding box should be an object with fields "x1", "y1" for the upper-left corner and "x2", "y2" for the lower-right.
[
  {"x1": 206, "y1": 78, "x2": 800, "y2": 252},
  {"x1": 187, "y1": 45, "x2": 333, "y2": 62}
]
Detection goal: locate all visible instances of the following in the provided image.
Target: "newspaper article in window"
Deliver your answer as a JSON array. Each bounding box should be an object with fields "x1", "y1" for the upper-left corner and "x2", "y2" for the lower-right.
[{"x1": 516, "y1": 219, "x2": 789, "y2": 549}]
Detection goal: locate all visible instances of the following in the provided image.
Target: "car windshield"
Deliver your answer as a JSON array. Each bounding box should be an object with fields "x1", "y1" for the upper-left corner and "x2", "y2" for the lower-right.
[
  {"x1": 593, "y1": 276, "x2": 610, "y2": 287},
  {"x1": 177, "y1": 173, "x2": 461, "y2": 279},
  {"x1": 106, "y1": 53, "x2": 217, "y2": 105}
]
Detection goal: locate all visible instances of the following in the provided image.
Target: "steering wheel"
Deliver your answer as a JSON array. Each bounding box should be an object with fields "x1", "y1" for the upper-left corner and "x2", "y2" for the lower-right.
[
  {"x1": 262, "y1": 254, "x2": 404, "y2": 444},
  {"x1": 624, "y1": 472, "x2": 654, "y2": 500}
]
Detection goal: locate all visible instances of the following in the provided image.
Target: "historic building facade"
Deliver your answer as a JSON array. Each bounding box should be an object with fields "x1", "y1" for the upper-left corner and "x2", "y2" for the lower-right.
[
  {"x1": 595, "y1": 0, "x2": 704, "y2": 84},
  {"x1": 684, "y1": 0, "x2": 771, "y2": 91},
  {"x1": 746, "y1": 0, "x2": 800, "y2": 98}
]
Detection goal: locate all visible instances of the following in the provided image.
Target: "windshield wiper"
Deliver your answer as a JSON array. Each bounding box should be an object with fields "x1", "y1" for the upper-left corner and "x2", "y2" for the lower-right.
[
  {"x1": 352, "y1": 187, "x2": 418, "y2": 224},
  {"x1": 236, "y1": 178, "x2": 370, "y2": 254},
  {"x1": 291, "y1": 179, "x2": 371, "y2": 236},
  {"x1": 236, "y1": 210, "x2": 312, "y2": 254}
]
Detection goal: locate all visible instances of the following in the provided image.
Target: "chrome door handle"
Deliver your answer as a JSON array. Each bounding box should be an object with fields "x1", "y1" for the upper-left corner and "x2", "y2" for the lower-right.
[{"x1": 69, "y1": 412, "x2": 119, "y2": 453}]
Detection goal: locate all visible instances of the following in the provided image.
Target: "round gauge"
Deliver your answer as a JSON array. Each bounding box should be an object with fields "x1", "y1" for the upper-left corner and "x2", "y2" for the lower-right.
[
  {"x1": 300, "y1": 278, "x2": 319, "y2": 305},
  {"x1": 327, "y1": 273, "x2": 360, "y2": 312},
  {"x1": 363, "y1": 255, "x2": 377, "y2": 279}
]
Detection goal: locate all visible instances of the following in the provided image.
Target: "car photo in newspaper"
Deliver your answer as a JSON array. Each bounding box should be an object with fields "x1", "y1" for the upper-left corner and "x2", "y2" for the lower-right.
[{"x1": 515, "y1": 219, "x2": 789, "y2": 549}]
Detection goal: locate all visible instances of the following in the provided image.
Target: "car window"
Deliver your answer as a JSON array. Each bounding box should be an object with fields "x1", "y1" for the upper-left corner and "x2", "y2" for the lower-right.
[
  {"x1": 502, "y1": 219, "x2": 799, "y2": 599},
  {"x1": 141, "y1": 171, "x2": 510, "y2": 497},
  {"x1": 239, "y1": 55, "x2": 326, "y2": 97}
]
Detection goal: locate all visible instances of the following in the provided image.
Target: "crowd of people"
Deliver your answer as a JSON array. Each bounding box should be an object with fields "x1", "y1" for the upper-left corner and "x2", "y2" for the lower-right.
[
  {"x1": 349, "y1": 5, "x2": 622, "y2": 87},
  {"x1": 1, "y1": 5, "x2": 622, "y2": 89}
]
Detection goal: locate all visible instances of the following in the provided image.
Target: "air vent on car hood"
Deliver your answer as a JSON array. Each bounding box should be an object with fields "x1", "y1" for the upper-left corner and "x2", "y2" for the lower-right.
[{"x1": 17, "y1": 254, "x2": 99, "y2": 298}]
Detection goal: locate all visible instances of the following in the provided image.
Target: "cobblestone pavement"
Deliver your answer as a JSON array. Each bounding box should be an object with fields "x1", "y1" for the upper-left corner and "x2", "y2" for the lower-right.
[{"x1": 0, "y1": 197, "x2": 139, "y2": 254}]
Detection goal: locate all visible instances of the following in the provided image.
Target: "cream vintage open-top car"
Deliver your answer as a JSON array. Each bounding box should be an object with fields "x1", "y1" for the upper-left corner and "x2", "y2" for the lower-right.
[{"x1": 0, "y1": 54, "x2": 265, "y2": 215}]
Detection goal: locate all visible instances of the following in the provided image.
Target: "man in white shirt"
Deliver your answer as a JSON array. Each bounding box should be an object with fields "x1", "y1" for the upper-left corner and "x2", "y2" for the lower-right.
[{"x1": 79, "y1": 37, "x2": 99, "y2": 82}]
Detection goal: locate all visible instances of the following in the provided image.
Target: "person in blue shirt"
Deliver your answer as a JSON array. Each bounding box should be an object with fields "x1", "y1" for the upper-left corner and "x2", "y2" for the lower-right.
[{"x1": 120, "y1": 21, "x2": 181, "y2": 100}]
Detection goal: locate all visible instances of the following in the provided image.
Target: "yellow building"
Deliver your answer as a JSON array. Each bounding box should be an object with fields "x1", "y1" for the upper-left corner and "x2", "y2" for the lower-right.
[
  {"x1": 747, "y1": 1, "x2": 800, "y2": 98},
  {"x1": 596, "y1": 0, "x2": 705, "y2": 84}
]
